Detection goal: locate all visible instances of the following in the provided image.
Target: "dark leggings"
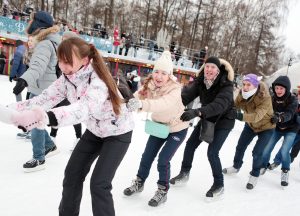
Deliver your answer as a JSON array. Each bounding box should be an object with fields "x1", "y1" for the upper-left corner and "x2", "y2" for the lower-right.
[{"x1": 59, "y1": 130, "x2": 132, "y2": 216}]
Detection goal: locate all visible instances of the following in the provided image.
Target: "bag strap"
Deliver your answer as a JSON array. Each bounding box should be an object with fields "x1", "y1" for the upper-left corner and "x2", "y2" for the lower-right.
[{"x1": 206, "y1": 111, "x2": 224, "y2": 124}]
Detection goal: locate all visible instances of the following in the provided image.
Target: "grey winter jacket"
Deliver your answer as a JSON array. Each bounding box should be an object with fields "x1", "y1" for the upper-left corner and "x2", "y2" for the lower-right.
[{"x1": 21, "y1": 26, "x2": 61, "y2": 95}]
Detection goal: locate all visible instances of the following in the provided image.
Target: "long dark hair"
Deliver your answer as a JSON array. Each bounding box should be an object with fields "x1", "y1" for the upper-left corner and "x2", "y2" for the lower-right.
[{"x1": 57, "y1": 37, "x2": 122, "y2": 115}]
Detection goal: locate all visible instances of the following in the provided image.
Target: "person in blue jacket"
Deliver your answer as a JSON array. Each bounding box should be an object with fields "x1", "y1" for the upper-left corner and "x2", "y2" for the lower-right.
[{"x1": 9, "y1": 40, "x2": 26, "y2": 101}]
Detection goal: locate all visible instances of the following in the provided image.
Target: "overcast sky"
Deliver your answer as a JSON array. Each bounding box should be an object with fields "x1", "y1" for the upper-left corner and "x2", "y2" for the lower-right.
[{"x1": 284, "y1": 1, "x2": 300, "y2": 54}]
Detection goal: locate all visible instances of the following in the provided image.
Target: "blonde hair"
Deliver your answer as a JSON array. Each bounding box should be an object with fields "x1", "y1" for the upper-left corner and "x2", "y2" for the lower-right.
[{"x1": 57, "y1": 37, "x2": 122, "y2": 115}]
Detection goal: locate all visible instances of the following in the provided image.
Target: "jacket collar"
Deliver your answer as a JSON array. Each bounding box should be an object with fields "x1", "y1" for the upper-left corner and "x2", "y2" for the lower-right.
[{"x1": 64, "y1": 63, "x2": 94, "y2": 87}]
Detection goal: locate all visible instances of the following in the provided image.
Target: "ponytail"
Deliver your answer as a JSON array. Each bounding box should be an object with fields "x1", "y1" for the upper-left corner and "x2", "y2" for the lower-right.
[{"x1": 89, "y1": 44, "x2": 122, "y2": 115}]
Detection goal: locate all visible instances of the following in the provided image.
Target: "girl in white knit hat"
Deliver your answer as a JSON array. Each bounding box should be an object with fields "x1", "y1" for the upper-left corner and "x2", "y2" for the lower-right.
[{"x1": 123, "y1": 50, "x2": 189, "y2": 207}]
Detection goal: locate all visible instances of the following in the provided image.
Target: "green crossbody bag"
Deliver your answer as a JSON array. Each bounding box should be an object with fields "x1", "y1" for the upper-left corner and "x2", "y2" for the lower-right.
[{"x1": 144, "y1": 113, "x2": 170, "y2": 139}]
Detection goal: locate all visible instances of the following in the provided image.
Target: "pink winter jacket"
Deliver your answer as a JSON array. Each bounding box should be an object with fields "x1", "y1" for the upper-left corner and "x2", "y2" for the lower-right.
[
  {"x1": 135, "y1": 79, "x2": 189, "y2": 133},
  {"x1": 8, "y1": 64, "x2": 135, "y2": 138}
]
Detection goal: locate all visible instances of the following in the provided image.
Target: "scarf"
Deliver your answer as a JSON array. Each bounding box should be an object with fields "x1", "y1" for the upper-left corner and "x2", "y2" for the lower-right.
[{"x1": 242, "y1": 88, "x2": 257, "y2": 100}]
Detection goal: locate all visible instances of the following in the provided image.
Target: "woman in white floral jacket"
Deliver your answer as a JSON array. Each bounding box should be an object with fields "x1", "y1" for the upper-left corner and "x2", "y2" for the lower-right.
[{"x1": 6, "y1": 37, "x2": 134, "y2": 216}]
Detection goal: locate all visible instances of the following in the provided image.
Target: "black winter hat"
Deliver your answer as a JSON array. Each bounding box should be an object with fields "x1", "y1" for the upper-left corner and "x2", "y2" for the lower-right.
[
  {"x1": 272, "y1": 75, "x2": 291, "y2": 93},
  {"x1": 27, "y1": 11, "x2": 54, "y2": 35},
  {"x1": 15, "y1": 40, "x2": 23, "y2": 47},
  {"x1": 205, "y1": 56, "x2": 221, "y2": 69}
]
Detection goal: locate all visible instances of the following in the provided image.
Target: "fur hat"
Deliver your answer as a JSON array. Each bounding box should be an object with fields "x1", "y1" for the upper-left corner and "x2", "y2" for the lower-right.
[
  {"x1": 153, "y1": 51, "x2": 173, "y2": 75},
  {"x1": 243, "y1": 73, "x2": 260, "y2": 88},
  {"x1": 62, "y1": 31, "x2": 80, "y2": 40},
  {"x1": 27, "y1": 11, "x2": 54, "y2": 35},
  {"x1": 205, "y1": 56, "x2": 221, "y2": 69}
]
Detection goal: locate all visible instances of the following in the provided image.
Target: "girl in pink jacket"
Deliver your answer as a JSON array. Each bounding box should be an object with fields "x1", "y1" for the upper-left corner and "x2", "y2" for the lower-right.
[{"x1": 7, "y1": 37, "x2": 134, "y2": 216}]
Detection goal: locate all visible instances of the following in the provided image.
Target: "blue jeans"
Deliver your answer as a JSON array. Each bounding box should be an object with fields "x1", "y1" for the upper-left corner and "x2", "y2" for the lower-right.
[
  {"x1": 181, "y1": 123, "x2": 231, "y2": 187},
  {"x1": 290, "y1": 133, "x2": 300, "y2": 162},
  {"x1": 137, "y1": 128, "x2": 188, "y2": 190},
  {"x1": 29, "y1": 93, "x2": 55, "y2": 161},
  {"x1": 233, "y1": 123, "x2": 274, "y2": 177},
  {"x1": 262, "y1": 130, "x2": 297, "y2": 170}
]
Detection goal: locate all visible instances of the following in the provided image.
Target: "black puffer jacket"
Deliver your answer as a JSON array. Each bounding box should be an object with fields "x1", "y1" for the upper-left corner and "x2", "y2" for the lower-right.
[
  {"x1": 272, "y1": 76, "x2": 298, "y2": 132},
  {"x1": 182, "y1": 59, "x2": 235, "y2": 130}
]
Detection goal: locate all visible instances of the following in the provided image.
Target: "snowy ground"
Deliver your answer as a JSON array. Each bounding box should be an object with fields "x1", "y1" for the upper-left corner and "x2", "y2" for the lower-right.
[{"x1": 0, "y1": 74, "x2": 299, "y2": 216}]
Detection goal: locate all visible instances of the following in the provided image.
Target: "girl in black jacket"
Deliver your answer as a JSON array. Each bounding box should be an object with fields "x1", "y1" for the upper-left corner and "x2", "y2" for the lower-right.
[{"x1": 261, "y1": 76, "x2": 298, "y2": 187}]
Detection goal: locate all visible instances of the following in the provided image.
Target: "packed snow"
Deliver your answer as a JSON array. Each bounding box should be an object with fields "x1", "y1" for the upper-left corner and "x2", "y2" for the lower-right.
[{"x1": 0, "y1": 74, "x2": 299, "y2": 216}]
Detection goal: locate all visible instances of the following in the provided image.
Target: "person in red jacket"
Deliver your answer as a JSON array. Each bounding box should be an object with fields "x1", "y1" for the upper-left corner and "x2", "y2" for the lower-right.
[{"x1": 113, "y1": 26, "x2": 120, "y2": 54}]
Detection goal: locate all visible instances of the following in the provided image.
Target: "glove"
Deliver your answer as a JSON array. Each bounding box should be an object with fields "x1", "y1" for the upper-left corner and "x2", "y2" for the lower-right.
[
  {"x1": 13, "y1": 78, "x2": 28, "y2": 95},
  {"x1": 0, "y1": 105, "x2": 19, "y2": 124},
  {"x1": 11, "y1": 106, "x2": 49, "y2": 132},
  {"x1": 126, "y1": 98, "x2": 142, "y2": 112},
  {"x1": 271, "y1": 115, "x2": 280, "y2": 124},
  {"x1": 235, "y1": 111, "x2": 243, "y2": 121},
  {"x1": 180, "y1": 109, "x2": 200, "y2": 121},
  {"x1": 9, "y1": 76, "x2": 13, "y2": 82}
]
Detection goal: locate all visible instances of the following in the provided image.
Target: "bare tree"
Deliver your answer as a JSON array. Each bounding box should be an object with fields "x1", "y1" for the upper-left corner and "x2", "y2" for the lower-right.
[
  {"x1": 143, "y1": 0, "x2": 151, "y2": 39},
  {"x1": 179, "y1": 0, "x2": 190, "y2": 46}
]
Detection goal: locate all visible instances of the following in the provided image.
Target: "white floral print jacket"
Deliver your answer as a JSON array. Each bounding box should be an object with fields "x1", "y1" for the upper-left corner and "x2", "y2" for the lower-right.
[{"x1": 8, "y1": 64, "x2": 135, "y2": 138}]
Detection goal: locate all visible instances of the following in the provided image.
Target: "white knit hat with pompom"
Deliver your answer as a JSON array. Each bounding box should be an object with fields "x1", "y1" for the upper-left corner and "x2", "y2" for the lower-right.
[{"x1": 153, "y1": 51, "x2": 173, "y2": 75}]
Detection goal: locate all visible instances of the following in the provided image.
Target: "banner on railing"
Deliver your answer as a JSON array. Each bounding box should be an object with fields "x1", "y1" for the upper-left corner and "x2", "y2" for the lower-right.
[
  {"x1": 0, "y1": 16, "x2": 27, "y2": 35},
  {"x1": 0, "y1": 16, "x2": 113, "y2": 52}
]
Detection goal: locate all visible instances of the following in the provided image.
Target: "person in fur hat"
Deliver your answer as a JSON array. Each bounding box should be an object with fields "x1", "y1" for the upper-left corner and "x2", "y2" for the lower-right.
[
  {"x1": 222, "y1": 73, "x2": 275, "y2": 190},
  {"x1": 11, "y1": 11, "x2": 61, "y2": 172},
  {"x1": 170, "y1": 56, "x2": 236, "y2": 200},
  {"x1": 123, "y1": 51, "x2": 189, "y2": 207}
]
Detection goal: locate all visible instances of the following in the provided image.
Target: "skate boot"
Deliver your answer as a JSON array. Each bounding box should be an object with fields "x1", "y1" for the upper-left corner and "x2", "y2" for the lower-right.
[
  {"x1": 260, "y1": 167, "x2": 267, "y2": 175},
  {"x1": 222, "y1": 166, "x2": 239, "y2": 174},
  {"x1": 205, "y1": 184, "x2": 224, "y2": 201},
  {"x1": 281, "y1": 169, "x2": 289, "y2": 187},
  {"x1": 123, "y1": 177, "x2": 144, "y2": 196},
  {"x1": 148, "y1": 185, "x2": 168, "y2": 207},
  {"x1": 246, "y1": 174, "x2": 258, "y2": 190},
  {"x1": 23, "y1": 159, "x2": 45, "y2": 172},
  {"x1": 170, "y1": 171, "x2": 189, "y2": 185}
]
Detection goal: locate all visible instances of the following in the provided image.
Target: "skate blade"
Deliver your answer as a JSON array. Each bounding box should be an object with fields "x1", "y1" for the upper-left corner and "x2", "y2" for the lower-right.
[
  {"x1": 204, "y1": 195, "x2": 224, "y2": 203},
  {"x1": 170, "y1": 181, "x2": 188, "y2": 187},
  {"x1": 204, "y1": 192, "x2": 224, "y2": 203},
  {"x1": 245, "y1": 187, "x2": 255, "y2": 193},
  {"x1": 148, "y1": 197, "x2": 167, "y2": 207},
  {"x1": 45, "y1": 149, "x2": 60, "y2": 159},
  {"x1": 23, "y1": 164, "x2": 45, "y2": 173}
]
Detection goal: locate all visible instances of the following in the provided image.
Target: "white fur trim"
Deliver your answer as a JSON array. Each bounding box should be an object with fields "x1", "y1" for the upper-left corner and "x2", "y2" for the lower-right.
[
  {"x1": 0, "y1": 105, "x2": 19, "y2": 124},
  {"x1": 31, "y1": 106, "x2": 49, "y2": 129}
]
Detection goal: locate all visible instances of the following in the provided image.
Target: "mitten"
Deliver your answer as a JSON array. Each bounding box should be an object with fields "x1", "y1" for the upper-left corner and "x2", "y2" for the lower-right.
[
  {"x1": 271, "y1": 115, "x2": 280, "y2": 124},
  {"x1": 235, "y1": 111, "x2": 243, "y2": 121},
  {"x1": 11, "y1": 106, "x2": 49, "y2": 132},
  {"x1": 180, "y1": 109, "x2": 200, "y2": 121},
  {"x1": 0, "y1": 105, "x2": 19, "y2": 124},
  {"x1": 13, "y1": 78, "x2": 28, "y2": 95},
  {"x1": 126, "y1": 98, "x2": 142, "y2": 112}
]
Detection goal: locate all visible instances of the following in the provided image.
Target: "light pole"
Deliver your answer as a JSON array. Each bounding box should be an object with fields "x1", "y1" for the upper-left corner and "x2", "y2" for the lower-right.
[
  {"x1": 171, "y1": 23, "x2": 178, "y2": 42},
  {"x1": 286, "y1": 57, "x2": 293, "y2": 76}
]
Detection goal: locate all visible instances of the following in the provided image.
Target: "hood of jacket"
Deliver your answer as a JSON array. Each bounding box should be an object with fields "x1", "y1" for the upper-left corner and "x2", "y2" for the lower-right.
[{"x1": 34, "y1": 25, "x2": 61, "y2": 45}]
